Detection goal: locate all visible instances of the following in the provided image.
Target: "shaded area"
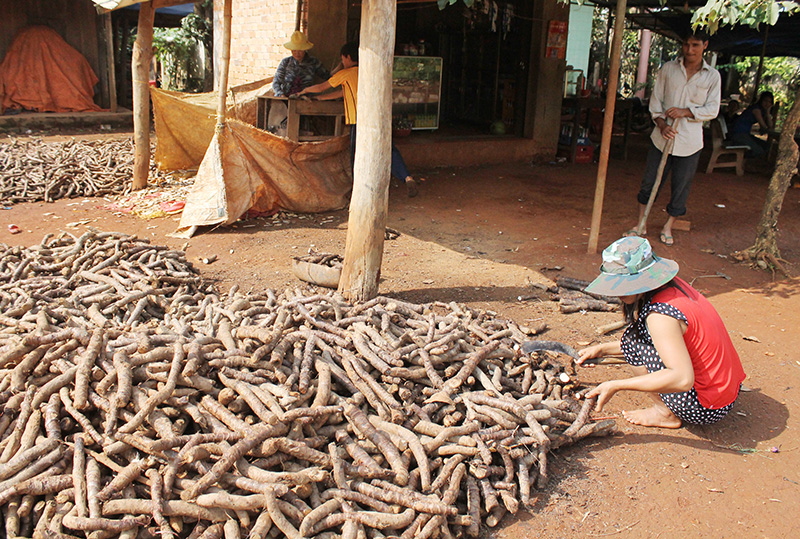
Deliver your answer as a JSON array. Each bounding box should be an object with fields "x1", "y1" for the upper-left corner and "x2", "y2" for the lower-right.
[{"x1": 0, "y1": 26, "x2": 101, "y2": 113}]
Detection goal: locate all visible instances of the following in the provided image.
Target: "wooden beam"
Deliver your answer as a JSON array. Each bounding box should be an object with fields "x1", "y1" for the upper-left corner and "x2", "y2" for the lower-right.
[
  {"x1": 338, "y1": 0, "x2": 396, "y2": 302},
  {"x1": 587, "y1": 0, "x2": 627, "y2": 254},
  {"x1": 153, "y1": 0, "x2": 197, "y2": 9},
  {"x1": 131, "y1": 0, "x2": 155, "y2": 190}
]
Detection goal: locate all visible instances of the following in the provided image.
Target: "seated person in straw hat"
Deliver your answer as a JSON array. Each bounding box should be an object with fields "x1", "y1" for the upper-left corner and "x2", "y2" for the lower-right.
[
  {"x1": 273, "y1": 31, "x2": 330, "y2": 97},
  {"x1": 269, "y1": 31, "x2": 331, "y2": 134},
  {"x1": 576, "y1": 237, "x2": 745, "y2": 428}
]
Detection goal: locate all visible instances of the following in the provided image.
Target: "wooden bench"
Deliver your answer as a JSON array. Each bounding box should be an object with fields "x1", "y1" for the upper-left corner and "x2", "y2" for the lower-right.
[{"x1": 705, "y1": 117, "x2": 748, "y2": 176}]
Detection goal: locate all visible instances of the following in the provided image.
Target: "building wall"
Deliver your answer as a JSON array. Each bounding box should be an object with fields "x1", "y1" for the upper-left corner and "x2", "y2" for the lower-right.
[
  {"x1": 306, "y1": 0, "x2": 347, "y2": 72},
  {"x1": 524, "y1": 0, "x2": 570, "y2": 150},
  {"x1": 216, "y1": 0, "x2": 302, "y2": 87},
  {"x1": 217, "y1": 0, "x2": 566, "y2": 161},
  {"x1": 566, "y1": 2, "x2": 593, "y2": 76}
]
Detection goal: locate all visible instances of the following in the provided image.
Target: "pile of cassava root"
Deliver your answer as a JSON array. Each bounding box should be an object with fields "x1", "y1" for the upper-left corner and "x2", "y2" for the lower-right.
[
  {"x1": 0, "y1": 230, "x2": 615, "y2": 539},
  {"x1": 0, "y1": 138, "x2": 174, "y2": 205}
]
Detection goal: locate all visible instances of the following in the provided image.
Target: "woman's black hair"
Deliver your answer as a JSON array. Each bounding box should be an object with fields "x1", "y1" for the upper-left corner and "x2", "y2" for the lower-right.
[
  {"x1": 622, "y1": 278, "x2": 691, "y2": 324},
  {"x1": 757, "y1": 91, "x2": 774, "y2": 106}
]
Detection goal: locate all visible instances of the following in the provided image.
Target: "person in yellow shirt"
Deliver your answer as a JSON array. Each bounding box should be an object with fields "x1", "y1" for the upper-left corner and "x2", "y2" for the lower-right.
[{"x1": 298, "y1": 42, "x2": 423, "y2": 197}]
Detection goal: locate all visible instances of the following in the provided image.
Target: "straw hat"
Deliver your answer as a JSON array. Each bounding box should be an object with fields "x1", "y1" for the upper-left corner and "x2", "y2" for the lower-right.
[
  {"x1": 284, "y1": 31, "x2": 313, "y2": 51},
  {"x1": 584, "y1": 237, "x2": 679, "y2": 297}
]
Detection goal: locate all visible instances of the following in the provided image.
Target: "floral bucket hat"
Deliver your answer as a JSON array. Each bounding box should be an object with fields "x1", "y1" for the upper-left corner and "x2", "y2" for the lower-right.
[{"x1": 584, "y1": 236, "x2": 679, "y2": 297}]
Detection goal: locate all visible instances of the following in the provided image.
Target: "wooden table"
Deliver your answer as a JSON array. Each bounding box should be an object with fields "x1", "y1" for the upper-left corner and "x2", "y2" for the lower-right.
[
  {"x1": 256, "y1": 95, "x2": 345, "y2": 142},
  {"x1": 560, "y1": 97, "x2": 634, "y2": 162}
]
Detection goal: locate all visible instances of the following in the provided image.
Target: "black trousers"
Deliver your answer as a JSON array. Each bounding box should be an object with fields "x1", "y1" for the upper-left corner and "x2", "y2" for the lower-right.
[{"x1": 636, "y1": 142, "x2": 701, "y2": 217}]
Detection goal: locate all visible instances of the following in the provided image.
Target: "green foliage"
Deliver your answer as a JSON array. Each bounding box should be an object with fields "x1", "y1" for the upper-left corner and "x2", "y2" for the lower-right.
[
  {"x1": 719, "y1": 56, "x2": 800, "y2": 126},
  {"x1": 589, "y1": 6, "x2": 679, "y2": 97},
  {"x1": 691, "y1": 0, "x2": 800, "y2": 127},
  {"x1": 692, "y1": 0, "x2": 800, "y2": 33},
  {"x1": 151, "y1": 9, "x2": 212, "y2": 92},
  {"x1": 437, "y1": 0, "x2": 474, "y2": 10},
  {"x1": 181, "y1": 11, "x2": 212, "y2": 51}
]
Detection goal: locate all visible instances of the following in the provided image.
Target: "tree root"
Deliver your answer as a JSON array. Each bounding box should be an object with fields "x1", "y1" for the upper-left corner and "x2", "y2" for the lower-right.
[{"x1": 731, "y1": 247, "x2": 791, "y2": 278}]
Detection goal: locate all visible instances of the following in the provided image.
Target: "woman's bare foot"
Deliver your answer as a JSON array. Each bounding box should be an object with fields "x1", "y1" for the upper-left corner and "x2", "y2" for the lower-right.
[{"x1": 622, "y1": 406, "x2": 682, "y2": 428}]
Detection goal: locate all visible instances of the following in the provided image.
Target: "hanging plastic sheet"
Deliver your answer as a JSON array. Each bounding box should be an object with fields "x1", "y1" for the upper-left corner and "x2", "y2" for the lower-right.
[
  {"x1": 172, "y1": 119, "x2": 352, "y2": 238},
  {"x1": 151, "y1": 79, "x2": 270, "y2": 171}
]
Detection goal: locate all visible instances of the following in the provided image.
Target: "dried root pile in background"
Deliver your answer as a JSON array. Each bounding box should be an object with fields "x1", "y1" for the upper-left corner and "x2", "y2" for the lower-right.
[
  {"x1": 0, "y1": 138, "x2": 176, "y2": 205},
  {"x1": 0, "y1": 230, "x2": 614, "y2": 539}
]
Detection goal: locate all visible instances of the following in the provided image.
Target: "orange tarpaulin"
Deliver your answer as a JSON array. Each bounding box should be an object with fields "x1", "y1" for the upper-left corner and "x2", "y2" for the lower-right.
[{"x1": 0, "y1": 26, "x2": 101, "y2": 114}]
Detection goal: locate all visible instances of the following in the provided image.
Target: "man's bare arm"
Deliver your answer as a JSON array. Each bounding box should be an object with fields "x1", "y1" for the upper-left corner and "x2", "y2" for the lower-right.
[
  {"x1": 297, "y1": 80, "x2": 333, "y2": 96},
  {"x1": 316, "y1": 88, "x2": 343, "y2": 101}
]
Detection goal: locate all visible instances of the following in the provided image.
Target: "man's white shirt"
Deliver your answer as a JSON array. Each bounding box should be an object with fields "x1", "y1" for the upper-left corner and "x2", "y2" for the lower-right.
[{"x1": 649, "y1": 58, "x2": 721, "y2": 157}]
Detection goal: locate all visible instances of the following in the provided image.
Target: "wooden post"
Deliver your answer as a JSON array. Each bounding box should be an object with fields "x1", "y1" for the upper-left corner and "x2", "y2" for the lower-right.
[
  {"x1": 131, "y1": 1, "x2": 155, "y2": 191},
  {"x1": 217, "y1": 0, "x2": 232, "y2": 126},
  {"x1": 102, "y1": 13, "x2": 118, "y2": 112},
  {"x1": 587, "y1": 0, "x2": 627, "y2": 254},
  {"x1": 337, "y1": 0, "x2": 396, "y2": 302},
  {"x1": 118, "y1": 16, "x2": 130, "y2": 108},
  {"x1": 295, "y1": 0, "x2": 304, "y2": 31}
]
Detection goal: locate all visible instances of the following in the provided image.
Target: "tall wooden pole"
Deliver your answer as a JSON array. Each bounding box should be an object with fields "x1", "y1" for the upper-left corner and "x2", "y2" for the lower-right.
[
  {"x1": 217, "y1": 0, "x2": 232, "y2": 126},
  {"x1": 131, "y1": 1, "x2": 155, "y2": 191},
  {"x1": 102, "y1": 13, "x2": 118, "y2": 112},
  {"x1": 337, "y1": 0, "x2": 396, "y2": 302},
  {"x1": 587, "y1": 0, "x2": 627, "y2": 254}
]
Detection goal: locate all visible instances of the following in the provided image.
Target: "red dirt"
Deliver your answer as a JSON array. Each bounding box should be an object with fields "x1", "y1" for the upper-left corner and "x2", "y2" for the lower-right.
[{"x1": 2, "y1": 130, "x2": 799, "y2": 538}]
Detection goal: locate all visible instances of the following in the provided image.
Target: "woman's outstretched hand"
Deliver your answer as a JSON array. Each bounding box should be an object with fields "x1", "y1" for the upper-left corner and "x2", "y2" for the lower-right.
[
  {"x1": 576, "y1": 344, "x2": 605, "y2": 366},
  {"x1": 586, "y1": 381, "x2": 618, "y2": 412}
]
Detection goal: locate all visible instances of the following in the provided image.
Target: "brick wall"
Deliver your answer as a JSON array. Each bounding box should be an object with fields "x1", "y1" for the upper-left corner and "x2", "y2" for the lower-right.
[{"x1": 215, "y1": 0, "x2": 299, "y2": 87}]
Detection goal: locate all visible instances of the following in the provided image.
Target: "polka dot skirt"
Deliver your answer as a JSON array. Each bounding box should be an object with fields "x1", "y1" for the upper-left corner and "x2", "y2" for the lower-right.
[{"x1": 621, "y1": 300, "x2": 737, "y2": 425}]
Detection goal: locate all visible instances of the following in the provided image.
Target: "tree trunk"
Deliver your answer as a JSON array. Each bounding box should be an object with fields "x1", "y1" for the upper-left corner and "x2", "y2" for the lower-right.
[
  {"x1": 337, "y1": 0, "x2": 396, "y2": 302},
  {"x1": 131, "y1": 2, "x2": 155, "y2": 191},
  {"x1": 746, "y1": 84, "x2": 800, "y2": 267},
  {"x1": 195, "y1": 1, "x2": 214, "y2": 92}
]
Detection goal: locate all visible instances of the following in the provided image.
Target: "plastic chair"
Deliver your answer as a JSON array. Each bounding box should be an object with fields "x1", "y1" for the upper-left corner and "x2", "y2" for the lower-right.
[{"x1": 705, "y1": 117, "x2": 748, "y2": 176}]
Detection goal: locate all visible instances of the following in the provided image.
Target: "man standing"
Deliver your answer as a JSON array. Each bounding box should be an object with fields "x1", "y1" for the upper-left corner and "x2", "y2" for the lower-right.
[
  {"x1": 629, "y1": 30, "x2": 720, "y2": 246},
  {"x1": 298, "y1": 42, "x2": 423, "y2": 197}
]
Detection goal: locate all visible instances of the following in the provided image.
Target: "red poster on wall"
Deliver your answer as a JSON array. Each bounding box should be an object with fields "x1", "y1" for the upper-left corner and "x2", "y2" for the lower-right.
[{"x1": 545, "y1": 20, "x2": 568, "y2": 59}]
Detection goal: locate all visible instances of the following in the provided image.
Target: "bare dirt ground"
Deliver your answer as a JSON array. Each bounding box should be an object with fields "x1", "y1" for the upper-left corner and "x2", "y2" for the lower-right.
[{"x1": 2, "y1": 129, "x2": 799, "y2": 538}]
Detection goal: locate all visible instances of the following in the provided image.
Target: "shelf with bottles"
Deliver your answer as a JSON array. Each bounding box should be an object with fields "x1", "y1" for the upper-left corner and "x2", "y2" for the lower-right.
[
  {"x1": 392, "y1": 56, "x2": 442, "y2": 130},
  {"x1": 392, "y1": 111, "x2": 438, "y2": 131}
]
